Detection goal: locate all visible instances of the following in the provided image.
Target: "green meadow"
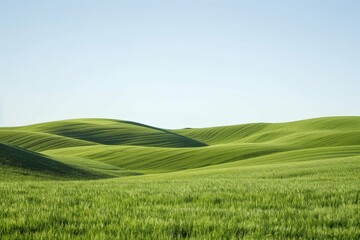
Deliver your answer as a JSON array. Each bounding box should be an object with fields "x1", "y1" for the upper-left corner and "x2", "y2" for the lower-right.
[{"x1": 0, "y1": 116, "x2": 359, "y2": 239}]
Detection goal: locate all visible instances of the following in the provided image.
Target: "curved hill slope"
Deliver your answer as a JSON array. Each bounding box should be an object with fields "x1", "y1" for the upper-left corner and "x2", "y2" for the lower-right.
[
  {"x1": 0, "y1": 129, "x2": 96, "y2": 151},
  {"x1": 43, "y1": 143, "x2": 288, "y2": 173},
  {"x1": 0, "y1": 143, "x2": 102, "y2": 180},
  {"x1": 173, "y1": 116, "x2": 360, "y2": 146},
  {"x1": 17, "y1": 119, "x2": 207, "y2": 148},
  {"x1": 0, "y1": 116, "x2": 359, "y2": 179}
]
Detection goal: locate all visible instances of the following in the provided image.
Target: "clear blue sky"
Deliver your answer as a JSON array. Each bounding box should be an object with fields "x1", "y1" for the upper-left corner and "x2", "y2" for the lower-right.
[{"x1": 1, "y1": 0, "x2": 359, "y2": 128}]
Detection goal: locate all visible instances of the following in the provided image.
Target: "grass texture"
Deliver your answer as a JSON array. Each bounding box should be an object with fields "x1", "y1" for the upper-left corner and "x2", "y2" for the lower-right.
[{"x1": 0, "y1": 116, "x2": 359, "y2": 239}]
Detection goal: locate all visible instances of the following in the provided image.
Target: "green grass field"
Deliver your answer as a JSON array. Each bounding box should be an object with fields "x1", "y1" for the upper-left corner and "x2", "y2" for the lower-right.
[{"x1": 0, "y1": 116, "x2": 359, "y2": 239}]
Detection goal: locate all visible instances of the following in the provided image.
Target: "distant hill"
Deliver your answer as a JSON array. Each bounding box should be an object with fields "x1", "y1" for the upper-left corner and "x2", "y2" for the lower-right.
[{"x1": 1, "y1": 116, "x2": 359, "y2": 179}]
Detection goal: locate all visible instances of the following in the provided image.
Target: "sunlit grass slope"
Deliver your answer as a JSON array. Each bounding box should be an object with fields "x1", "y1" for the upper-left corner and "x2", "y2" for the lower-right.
[
  {"x1": 0, "y1": 154, "x2": 359, "y2": 239},
  {"x1": 52, "y1": 155, "x2": 141, "y2": 178},
  {"x1": 43, "y1": 143, "x2": 287, "y2": 173},
  {"x1": 1, "y1": 116, "x2": 360, "y2": 176},
  {"x1": 0, "y1": 116, "x2": 360, "y2": 239},
  {"x1": 41, "y1": 116, "x2": 360, "y2": 173},
  {"x1": 18, "y1": 119, "x2": 207, "y2": 148},
  {"x1": 0, "y1": 130, "x2": 96, "y2": 151},
  {"x1": 174, "y1": 116, "x2": 360, "y2": 146}
]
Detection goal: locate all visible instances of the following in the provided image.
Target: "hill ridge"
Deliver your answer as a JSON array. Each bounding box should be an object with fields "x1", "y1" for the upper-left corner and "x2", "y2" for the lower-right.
[{"x1": 1, "y1": 116, "x2": 359, "y2": 179}]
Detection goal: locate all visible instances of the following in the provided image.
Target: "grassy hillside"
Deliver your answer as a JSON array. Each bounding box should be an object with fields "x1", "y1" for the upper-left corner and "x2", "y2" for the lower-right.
[
  {"x1": 0, "y1": 116, "x2": 359, "y2": 239},
  {"x1": 0, "y1": 129, "x2": 96, "y2": 151},
  {"x1": 0, "y1": 154, "x2": 359, "y2": 239},
  {"x1": 1, "y1": 116, "x2": 360, "y2": 175},
  {"x1": 0, "y1": 143, "x2": 101, "y2": 181},
  {"x1": 37, "y1": 116, "x2": 360, "y2": 173},
  {"x1": 18, "y1": 119, "x2": 207, "y2": 148},
  {"x1": 174, "y1": 116, "x2": 360, "y2": 146}
]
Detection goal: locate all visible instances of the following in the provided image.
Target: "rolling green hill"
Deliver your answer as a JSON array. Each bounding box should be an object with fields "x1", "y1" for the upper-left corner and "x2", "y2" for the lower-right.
[
  {"x1": 1, "y1": 116, "x2": 359, "y2": 239},
  {"x1": 0, "y1": 129, "x2": 96, "y2": 151},
  {"x1": 1, "y1": 116, "x2": 360, "y2": 176},
  {"x1": 174, "y1": 116, "x2": 360, "y2": 146},
  {"x1": 17, "y1": 119, "x2": 207, "y2": 148},
  {"x1": 0, "y1": 143, "x2": 101, "y2": 180}
]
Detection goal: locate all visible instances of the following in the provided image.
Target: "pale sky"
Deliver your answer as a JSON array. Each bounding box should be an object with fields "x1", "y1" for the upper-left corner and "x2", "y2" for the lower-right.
[{"x1": 1, "y1": 0, "x2": 359, "y2": 129}]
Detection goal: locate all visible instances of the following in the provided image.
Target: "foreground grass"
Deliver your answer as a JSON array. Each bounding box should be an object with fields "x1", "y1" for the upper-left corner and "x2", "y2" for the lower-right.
[
  {"x1": 1, "y1": 117, "x2": 360, "y2": 239},
  {"x1": 1, "y1": 156, "x2": 359, "y2": 239}
]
